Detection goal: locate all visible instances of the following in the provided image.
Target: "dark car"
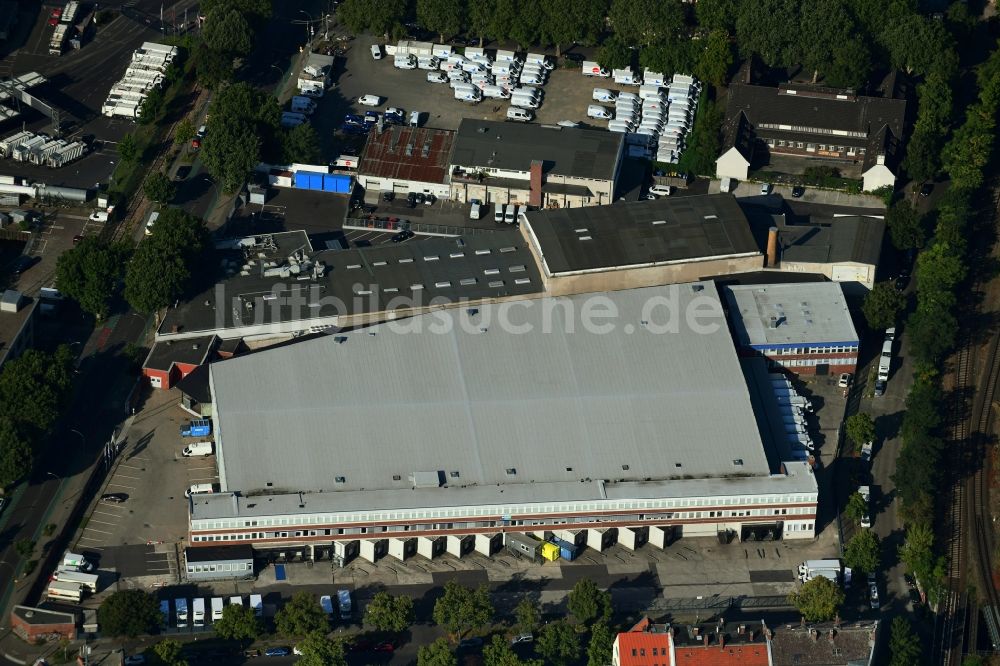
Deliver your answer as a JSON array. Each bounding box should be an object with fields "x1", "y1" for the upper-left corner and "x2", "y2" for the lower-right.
[
  {"x1": 459, "y1": 637, "x2": 484, "y2": 650},
  {"x1": 11, "y1": 255, "x2": 38, "y2": 275},
  {"x1": 73, "y1": 234, "x2": 84, "y2": 244},
  {"x1": 391, "y1": 230, "x2": 414, "y2": 243},
  {"x1": 175, "y1": 165, "x2": 192, "y2": 181},
  {"x1": 424, "y1": 193, "x2": 437, "y2": 205},
  {"x1": 382, "y1": 191, "x2": 395, "y2": 202},
  {"x1": 414, "y1": 192, "x2": 426, "y2": 205},
  {"x1": 564, "y1": 53, "x2": 584, "y2": 62},
  {"x1": 344, "y1": 113, "x2": 365, "y2": 126},
  {"x1": 791, "y1": 185, "x2": 805, "y2": 198},
  {"x1": 341, "y1": 123, "x2": 369, "y2": 135},
  {"x1": 873, "y1": 380, "x2": 886, "y2": 397},
  {"x1": 101, "y1": 493, "x2": 129, "y2": 503},
  {"x1": 894, "y1": 275, "x2": 908, "y2": 291},
  {"x1": 373, "y1": 642, "x2": 395, "y2": 653},
  {"x1": 919, "y1": 182, "x2": 933, "y2": 197},
  {"x1": 263, "y1": 647, "x2": 290, "y2": 657}
]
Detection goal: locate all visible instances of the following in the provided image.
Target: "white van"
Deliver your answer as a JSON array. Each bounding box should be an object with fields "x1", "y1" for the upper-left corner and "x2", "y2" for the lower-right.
[
  {"x1": 482, "y1": 85, "x2": 510, "y2": 99},
  {"x1": 454, "y1": 88, "x2": 482, "y2": 103},
  {"x1": 511, "y1": 97, "x2": 539, "y2": 110},
  {"x1": 211, "y1": 597, "x2": 224, "y2": 622},
  {"x1": 229, "y1": 596, "x2": 244, "y2": 607},
  {"x1": 582, "y1": 61, "x2": 610, "y2": 77},
  {"x1": 494, "y1": 204, "x2": 505, "y2": 223},
  {"x1": 504, "y1": 205, "x2": 516, "y2": 224},
  {"x1": 358, "y1": 94, "x2": 381, "y2": 106},
  {"x1": 182, "y1": 441, "x2": 214, "y2": 457},
  {"x1": 250, "y1": 594, "x2": 263, "y2": 617},
  {"x1": 417, "y1": 56, "x2": 440, "y2": 70},
  {"x1": 144, "y1": 210, "x2": 160, "y2": 236},
  {"x1": 587, "y1": 105, "x2": 612, "y2": 119},
  {"x1": 62, "y1": 552, "x2": 94, "y2": 572},
  {"x1": 409, "y1": 111, "x2": 421, "y2": 127},
  {"x1": 877, "y1": 340, "x2": 893, "y2": 381},
  {"x1": 185, "y1": 483, "x2": 214, "y2": 498},
  {"x1": 370, "y1": 45, "x2": 383, "y2": 60},
  {"x1": 639, "y1": 84, "x2": 663, "y2": 100},
  {"x1": 525, "y1": 53, "x2": 553, "y2": 70},
  {"x1": 593, "y1": 88, "x2": 616, "y2": 103},
  {"x1": 608, "y1": 120, "x2": 633, "y2": 133},
  {"x1": 469, "y1": 199, "x2": 482, "y2": 220},
  {"x1": 516, "y1": 205, "x2": 527, "y2": 224},
  {"x1": 506, "y1": 107, "x2": 533, "y2": 122},
  {"x1": 193, "y1": 598, "x2": 205, "y2": 627},
  {"x1": 393, "y1": 54, "x2": 417, "y2": 70}
]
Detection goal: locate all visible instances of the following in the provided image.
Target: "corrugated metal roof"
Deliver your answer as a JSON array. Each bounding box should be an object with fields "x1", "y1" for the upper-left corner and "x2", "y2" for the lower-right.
[{"x1": 210, "y1": 282, "x2": 772, "y2": 496}]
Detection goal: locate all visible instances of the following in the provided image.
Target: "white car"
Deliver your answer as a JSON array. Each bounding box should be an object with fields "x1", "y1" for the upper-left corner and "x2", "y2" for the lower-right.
[
  {"x1": 358, "y1": 94, "x2": 381, "y2": 107},
  {"x1": 760, "y1": 182, "x2": 772, "y2": 195},
  {"x1": 370, "y1": 45, "x2": 383, "y2": 60},
  {"x1": 385, "y1": 107, "x2": 404, "y2": 119},
  {"x1": 649, "y1": 184, "x2": 673, "y2": 197},
  {"x1": 427, "y1": 71, "x2": 447, "y2": 83}
]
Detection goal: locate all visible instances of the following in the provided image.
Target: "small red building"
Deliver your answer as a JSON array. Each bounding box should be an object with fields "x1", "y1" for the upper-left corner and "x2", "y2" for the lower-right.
[
  {"x1": 613, "y1": 617, "x2": 771, "y2": 666},
  {"x1": 11, "y1": 605, "x2": 77, "y2": 642},
  {"x1": 142, "y1": 335, "x2": 219, "y2": 390}
]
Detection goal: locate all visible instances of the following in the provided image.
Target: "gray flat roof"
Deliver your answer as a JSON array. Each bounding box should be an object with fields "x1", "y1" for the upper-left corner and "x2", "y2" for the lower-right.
[
  {"x1": 451, "y1": 119, "x2": 623, "y2": 181},
  {"x1": 724, "y1": 282, "x2": 859, "y2": 347},
  {"x1": 158, "y1": 230, "x2": 541, "y2": 338},
  {"x1": 750, "y1": 214, "x2": 885, "y2": 266},
  {"x1": 524, "y1": 195, "x2": 762, "y2": 275},
  {"x1": 209, "y1": 282, "x2": 773, "y2": 497}
]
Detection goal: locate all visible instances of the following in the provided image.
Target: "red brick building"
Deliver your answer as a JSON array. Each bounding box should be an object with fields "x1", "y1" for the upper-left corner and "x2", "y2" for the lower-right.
[
  {"x1": 142, "y1": 335, "x2": 219, "y2": 390},
  {"x1": 11, "y1": 605, "x2": 77, "y2": 642},
  {"x1": 613, "y1": 617, "x2": 771, "y2": 666}
]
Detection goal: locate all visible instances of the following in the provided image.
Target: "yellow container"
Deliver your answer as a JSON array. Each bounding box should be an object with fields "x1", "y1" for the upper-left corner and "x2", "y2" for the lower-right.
[{"x1": 540, "y1": 542, "x2": 560, "y2": 562}]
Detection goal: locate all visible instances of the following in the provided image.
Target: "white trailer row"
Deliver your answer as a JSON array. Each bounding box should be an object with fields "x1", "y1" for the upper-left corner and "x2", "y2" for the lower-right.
[
  {"x1": 104, "y1": 42, "x2": 177, "y2": 119},
  {"x1": 0, "y1": 130, "x2": 85, "y2": 167}
]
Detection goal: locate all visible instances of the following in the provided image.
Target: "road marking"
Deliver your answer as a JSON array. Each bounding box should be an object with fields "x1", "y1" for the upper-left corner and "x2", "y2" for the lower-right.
[
  {"x1": 107, "y1": 483, "x2": 136, "y2": 490},
  {"x1": 77, "y1": 536, "x2": 105, "y2": 543},
  {"x1": 190, "y1": 476, "x2": 218, "y2": 482},
  {"x1": 187, "y1": 465, "x2": 216, "y2": 471},
  {"x1": 114, "y1": 474, "x2": 142, "y2": 480},
  {"x1": 89, "y1": 519, "x2": 118, "y2": 527},
  {"x1": 83, "y1": 526, "x2": 113, "y2": 535},
  {"x1": 117, "y1": 464, "x2": 145, "y2": 470}
]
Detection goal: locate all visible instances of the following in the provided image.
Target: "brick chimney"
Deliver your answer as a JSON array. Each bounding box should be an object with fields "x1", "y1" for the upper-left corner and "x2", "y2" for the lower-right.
[
  {"x1": 766, "y1": 226, "x2": 779, "y2": 267},
  {"x1": 703, "y1": 634, "x2": 709, "y2": 647},
  {"x1": 529, "y1": 160, "x2": 543, "y2": 208},
  {"x1": 828, "y1": 629, "x2": 836, "y2": 643},
  {"x1": 719, "y1": 635, "x2": 725, "y2": 650}
]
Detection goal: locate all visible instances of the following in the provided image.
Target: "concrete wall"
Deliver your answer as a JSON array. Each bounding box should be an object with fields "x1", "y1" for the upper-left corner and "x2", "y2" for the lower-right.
[
  {"x1": 715, "y1": 147, "x2": 750, "y2": 180},
  {"x1": 862, "y1": 164, "x2": 895, "y2": 192}
]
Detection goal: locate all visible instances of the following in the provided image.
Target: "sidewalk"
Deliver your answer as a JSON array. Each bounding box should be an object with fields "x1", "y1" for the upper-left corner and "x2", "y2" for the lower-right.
[{"x1": 706, "y1": 179, "x2": 887, "y2": 209}]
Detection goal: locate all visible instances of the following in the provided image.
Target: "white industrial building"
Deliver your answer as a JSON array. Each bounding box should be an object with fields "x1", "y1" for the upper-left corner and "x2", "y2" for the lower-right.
[{"x1": 189, "y1": 282, "x2": 818, "y2": 563}]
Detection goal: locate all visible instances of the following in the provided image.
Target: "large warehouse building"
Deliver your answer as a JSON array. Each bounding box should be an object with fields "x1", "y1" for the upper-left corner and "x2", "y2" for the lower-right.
[{"x1": 189, "y1": 282, "x2": 818, "y2": 562}]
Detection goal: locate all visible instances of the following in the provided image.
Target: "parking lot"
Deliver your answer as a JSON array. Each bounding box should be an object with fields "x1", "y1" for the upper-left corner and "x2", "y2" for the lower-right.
[
  {"x1": 8, "y1": 207, "x2": 101, "y2": 296},
  {"x1": 75, "y1": 390, "x2": 215, "y2": 557}
]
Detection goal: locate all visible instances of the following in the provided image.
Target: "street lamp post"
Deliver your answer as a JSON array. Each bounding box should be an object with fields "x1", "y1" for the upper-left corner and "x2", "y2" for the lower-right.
[{"x1": 298, "y1": 10, "x2": 313, "y2": 43}]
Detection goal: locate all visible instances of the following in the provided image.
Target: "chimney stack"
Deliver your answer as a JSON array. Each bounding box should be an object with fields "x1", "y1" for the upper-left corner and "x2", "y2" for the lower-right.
[
  {"x1": 766, "y1": 226, "x2": 779, "y2": 267},
  {"x1": 748, "y1": 629, "x2": 755, "y2": 642},
  {"x1": 720, "y1": 635, "x2": 725, "y2": 650},
  {"x1": 703, "y1": 634, "x2": 709, "y2": 647},
  {"x1": 828, "y1": 629, "x2": 836, "y2": 643},
  {"x1": 811, "y1": 629, "x2": 818, "y2": 642}
]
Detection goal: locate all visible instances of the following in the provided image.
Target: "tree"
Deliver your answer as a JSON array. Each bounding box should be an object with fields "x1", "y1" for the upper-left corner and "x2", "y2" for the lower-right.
[
  {"x1": 862, "y1": 282, "x2": 906, "y2": 330},
  {"x1": 214, "y1": 603, "x2": 262, "y2": 641},
  {"x1": 889, "y1": 616, "x2": 923, "y2": 666},
  {"x1": 203, "y1": 83, "x2": 280, "y2": 192},
  {"x1": 200, "y1": 0, "x2": 271, "y2": 23},
  {"x1": 487, "y1": 0, "x2": 517, "y2": 44},
  {"x1": 432, "y1": 581, "x2": 493, "y2": 638},
  {"x1": 0, "y1": 347, "x2": 75, "y2": 434},
  {"x1": 508, "y1": 1, "x2": 542, "y2": 48},
  {"x1": 174, "y1": 119, "x2": 196, "y2": 148},
  {"x1": 416, "y1": 0, "x2": 463, "y2": 41},
  {"x1": 418, "y1": 638, "x2": 457, "y2": 666},
  {"x1": 202, "y1": 117, "x2": 260, "y2": 193},
  {"x1": 537, "y1": 620, "x2": 579, "y2": 666},
  {"x1": 845, "y1": 491, "x2": 868, "y2": 524},
  {"x1": 567, "y1": 579, "x2": 611, "y2": 626},
  {"x1": 98, "y1": 590, "x2": 162, "y2": 637},
  {"x1": 124, "y1": 209, "x2": 211, "y2": 314},
  {"x1": 963, "y1": 656, "x2": 984, "y2": 666},
  {"x1": 609, "y1": 0, "x2": 684, "y2": 47},
  {"x1": 338, "y1": 0, "x2": 407, "y2": 38},
  {"x1": 844, "y1": 530, "x2": 881, "y2": 574},
  {"x1": 787, "y1": 576, "x2": 844, "y2": 622},
  {"x1": 152, "y1": 638, "x2": 188, "y2": 666},
  {"x1": 587, "y1": 622, "x2": 614, "y2": 666},
  {"x1": 513, "y1": 598, "x2": 540, "y2": 634},
  {"x1": 845, "y1": 413, "x2": 875, "y2": 451},
  {"x1": 598, "y1": 35, "x2": 631, "y2": 70},
  {"x1": 364, "y1": 591, "x2": 414, "y2": 633},
  {"x1": 118, "y1": 133, "x2": 138, "y2": 162},
  {"x1": 139, "y1": 86, "x2": 165, "y2": 124},
  {"x1": 203, "y1": 8, "x2": 254, "y2": 56},
  {"x1": 539, "y1": 0, "x2": 606, "y2": 55},
  {"x1": 885, "y1": 201, "x2": 926, "y2": 251},
  {"x1": 144, "y1": 172, "x2": 177, "y2": 205},
  {"x1": 484, "y1": 635, "x2": 542, "y2": 666},
  {"x1": 695, "y1": 30, "x2": 733, "y2": 86},
  {"x1": 195, "y1": 42, "x2": 234, "y2": 89},
  {"x1": 296, "y1": 631, "x2": 347, "y2": 666},
  {"x1": 275, "y1": 591, "x2": 328, "y2": 637},
  {"x1": 282, "y1": 123, "x2": 321, "y2": 165},
  {"x1": 55, "y1": 237, "x2": 130, "y2": 319},
  {"x1": 735, "y1": 0, "x2": 801, "y2": 66},
  {"x1": 0, "y1": 418, "x2": 31, "y2": 487},
  {"x1": 695, "y1": 0, "x2": 739, "y2": 33}
]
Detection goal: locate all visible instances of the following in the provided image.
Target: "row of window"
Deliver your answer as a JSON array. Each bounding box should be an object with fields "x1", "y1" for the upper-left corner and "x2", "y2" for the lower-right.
[
  {"x1": 759, "y1": 123, "x2": 866, "y2": 139},
  {"x1": 763, "y1": 346, "x2": 857, "y2": 355},
  {"x1": 767, "y1": 137, "x2": 867, "y2": 155},
  {"x1": 786, "y1": 522, "x2": 814, "y2": 531},
  {"x1": 195, "y1": 496, "x2": 819, "y2": 530},
  {"x1": 186, "y1": 562, "x2": 252, "y2": 573},
  {"x1": 776, "y1": 358, "x2": 855, "y2": 368}
]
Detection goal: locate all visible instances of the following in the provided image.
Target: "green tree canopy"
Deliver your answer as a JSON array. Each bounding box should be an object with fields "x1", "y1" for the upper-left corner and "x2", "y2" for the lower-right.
[
  {"x1": 889, "y1": 616, "x2": 923, "y2": 666},
  {"x1": 152, "y1": 638, "x2": 188, "y2": 666},
  {"x1": 597, "y1": 35, "x2": 631, "y2": 70},
  {"x1": 845, "y1": 413, "x2": 875, "y2": 451},
  {"x1": 214, "y1": 603, "x2": 262, "y2": 641},
  {"x1": 98, "y1": 590, "x2": 162, "y2": 637},
  {"x1": 537, "y1": 620, "x2": 580, "y2": 666},
  {"x1": 513, "y1": 597, "x2": 540, "y2": 634},
  {"x1": 735, "y1": 0, "x2": 800, "y2": 66},
  {"x1": 0, "y1": 346, "x2": 75, "y2": 434},
  {"x1": 885, "y1": 201, "x2": 926, "y2": 251},
  {"x1": 144, "y1": 172, "x2": 177, "y2": 205},
  {"x1": 203, "y1": 8, "x2": 254, "y2": 56},
  {"x1": 466, "y1": 0, "x2": 493, "y2": 45},
  {"x1": 844, "y1": 530, "x2": 881, "y2": 574},
  {"x1": 337, "y1": 0, "x2": 407, "y2": 37},
  {"x1": 174, "y1": 119, "x2": 196, "y2": 148},
  {"x1": 418, "y1": 638, "x2": 457, "y2": 666},
  {"x1": 0, "y1": 417, "x2": 31, "y2": 487},
  {"x1": 275, "y1": 591, "x2": 328, "y2": 637},
  {"x1": 432, "y1": 581, "x2": 493, "y2": 638},
  {"x1": 282, "y1": 123, "x2": 321, "y2": 165},
  {"x1": 508, "y1": 1, "x2": 542, "y2": 48},
  {"x1": 788, "y1": 576, "x2": 845, "y2": 622},
  {"x1": 118, "y1": 133, "x2": 138, "y2": 162},
  {"x1": 845, "y1": 491, "x2": 868, "y2": 524},
  {"x1": 203, "y1": 83, "x2": 281, "y2": 192},
  {"x1": 862, "y1": 282, "x2": 906, "y2": 330},
  {"x1": 200, "y1": 0, "x2": 271, "y2": 22},
  {"x1": 695, "y1": 30, "x2": 734, "y2": 86},
  {"x1": 55, "y1": 236, "x2": 130, "y2": 319},
  {"x1": 364, "y1": 591, "x2": 414, "y2": 633},
  {"x1": 567, "y1": 579, "x2": 611, "y2": 626},
  {"x1": 695, "y1": 0, "x2": 739, "y2": 33},
  {"x1": 416, "y1": 0, "x2": 463, "y2": 41},
  {"x1": 587, "y1": 622, "x2": 614, "y2": 666},
  {"x1": 539, "y1": 0, "x2": 606, "y2": 54},
  {"x1": 296, "y1": 631, "x2": 347, "y2": 666},
  {"x1": 484, "y1": 635, "x2": 543, "y2": 666},
  {"x1": 609, "y1": 0, "x2": 684, "y2": 47},
  {"x1": 195, "y1": 43, "x2": 234, "y2": 89},
  {"x1": 124, "y1": 208, "x2": 211, "y2": 314}
]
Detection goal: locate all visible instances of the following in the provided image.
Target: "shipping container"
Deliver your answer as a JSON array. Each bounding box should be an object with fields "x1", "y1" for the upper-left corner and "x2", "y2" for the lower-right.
[
  {"x1": 548, "y1": 537, "x2": 578, "y2": 561},
  {"x1": 505, "y1": 533, "x2": 541, "y2": 560}
]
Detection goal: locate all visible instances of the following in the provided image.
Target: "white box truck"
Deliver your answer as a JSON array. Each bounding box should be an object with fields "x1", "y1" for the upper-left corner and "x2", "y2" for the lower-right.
[
  {"x1": 229, "y1": 596, "x2": 244, "y2": 607},
  {"x1": 582, "y1": 61, "x2": 609, "y2": 77},
  {"x1": 51, "y1": 569, "x2": 99, "y2": 593},
  {"x1": 193, "y1": 598, "x2": 206, "y2": 626},
  {"x1": 46, "y1": 580, "x2": 83, "y2": 602},
  {"x1": 182, "y1": 441, "x2": 214, "y2": 457},
  {"x1": 62, "y1": 552, "x2": 94, "y2": 572},
  {"x1": 211, "y1": 597, "x2": 224, "y2": 622}
]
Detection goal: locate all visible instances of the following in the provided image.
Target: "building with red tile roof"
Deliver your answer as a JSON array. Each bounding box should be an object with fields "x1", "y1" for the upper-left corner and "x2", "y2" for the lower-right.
[{"x1": 613, "y1": 618, "x2": 772, "y2": 666}]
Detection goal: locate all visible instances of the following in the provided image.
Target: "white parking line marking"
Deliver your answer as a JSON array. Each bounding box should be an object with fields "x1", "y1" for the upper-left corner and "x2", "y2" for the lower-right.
[
  {"x1": 89, "y1": 518, "x2": 119, "y2": 526},
  {"x1": 115, "y1": 474, "x2": 142, "y2": 480},
  {"x1": 83, "y1": 527, "x2": 112, "y2": 535},
  {"x1": 77, "y1": 536, "x2": 105, "y2": 543},
  {"x1": 117, "y1": 464, "x2": 145, "y2": 470},
  {"x1": 190, "y1": 477, "x2": 218, "y2": 482},
  {"x1": 107, "y1": 483, "x2": 136, "y2": 490},
  {"x1": 93, "y1": 510, "x2": 125, "y2": 517}
]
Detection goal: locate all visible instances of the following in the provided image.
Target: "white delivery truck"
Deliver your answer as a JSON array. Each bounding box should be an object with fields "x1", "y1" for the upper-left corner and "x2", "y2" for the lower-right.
[
  {"x1": 393, "y1": 54, "x2": 417, "y2": 69},
  {"x1": 643, "y1": 69, "x2": 667, "y2": 86},
  {"x1": 525, "y1": 53, "x2": 553, "y2": 69},
  {"x1": 639, "y1": 84, "x2": 664, "y2": 100},
  {"x1": 587, "y1": 105, "x2": 612, "y2": 119},
  {"x1": 613, "y1": 68, "x2": 641, "y2": 85},
  {"x1": 193, "y1": 598, "x2": 206, "y2": 627},
  {"x1": 46, "y1": 580, "x2": 83, "y2": 602},
  {"x1": 878, "y1": 339, "x2": 893, "y2": 381},
  {"x1": 593, "y1": 88, "x2": 616, "y2": 103},
  {"x1": 51, "y1": 569, "x2": 99, "y2": 593},
  {"x1": 582, "y1": 61, "x2": 610, "y2": 77},
  {"x1": 62, "y1": 551, "x2": 94, "y2": 572},
  {"x1": 608, "y1": 120, "x2": 633, "y2": 134},
  {"x1": 506, "y1": 107, "x2": 533, "y2": 122},
  {"x1": 176, "y1": 598, "x2": 188, "y2": 627},
  {"x1": 211, "y1": 597, "x2": 224, "y2": 622},
  {"x1": 182, "y1": 441, "x2": 214, "y2": 457},
  {"x1": 482, "y1": 85, "x2": 510, "y2": 99},
  {"x1": 250, "y1": 594, "x2": 263, "y2": 617},
  {"x1": 495, "y1": 49, "x2": 517, "y2": 63},
  {"x1": 230, "y1": 596, "x2": 244, "y2": 607},
  {"x1": 453, "y1": 85, "x2": 482, "y2": 103}
]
